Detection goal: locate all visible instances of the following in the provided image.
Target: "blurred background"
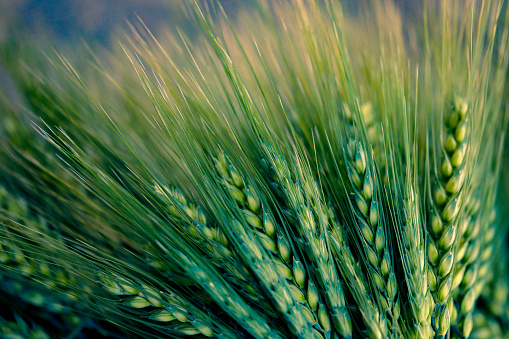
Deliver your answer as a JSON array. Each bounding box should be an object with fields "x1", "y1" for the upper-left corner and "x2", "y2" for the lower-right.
[
  {"x1": 0, "y1": 0, "x2": 420, "y2": 44},
  {"x1": 0, "y1": 0, "x2": 243, "y2": 44}
]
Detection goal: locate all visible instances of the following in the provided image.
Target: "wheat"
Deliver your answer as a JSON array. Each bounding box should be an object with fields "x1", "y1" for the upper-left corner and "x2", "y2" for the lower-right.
[
  {"x1": 344, "y1": 103, "x2": 387, "y2": 184},
  {"x1": 153, "y1": 183, "x2": 272, "y2": 304},
  {"x1": 155, "y1": 177, "x2": 329, "y2": 338},
  {"x1": 215, "y1": 152, "x2": 326, "y2": 337},
  {"x1": 173, "y1": 243, "x2": 286, "y2": 339},
  {"x1": 451, "y1": 207, "x2": 504, "y2": 337},
  {"x1": 396, "y1": 189, "x2": 434, "y2": 339},
  {"x1": 448, "y1": 124, "x2": 508, "y2": 336},
  {"x1": 0, "y1": 0, "x2": 507, "y2": 338},
  {"x1": 426, "y1": 98, "x2": 470, "y2": 337},
  {"x1": 450, "y1": 200, "x2": 489, "y2": 337},
  {"x1": 329, "y1": 223, "x2": 389, "y2": 339},
  {"x1": 0, "y1": 314, "x2": 50, "y2": 339},
  {"x1": 98, "y1": 272, "x2": 230, "y2": 338},
  {"x1": 154, "y1": 183, "x2": 305, "y2": 337},
  {"x1": 344, "y1": 133, "x2": 400, "y2": 330},
  {"x1": 480, "y1": 243, "x2": 509, "y2": 323},
  {"x1": 0, "y1": 187, "x2": 83, "y2": 315},
  {"x1": 469, "y1": 311, "x2": 508, "y2": 339},
  {"x1": 262, "y1": 143, "x2": 353, "y2": 338}
]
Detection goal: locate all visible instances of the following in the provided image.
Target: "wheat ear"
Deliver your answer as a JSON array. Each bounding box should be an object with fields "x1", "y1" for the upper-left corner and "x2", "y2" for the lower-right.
[
  {"x1": 329, "y1": 223, "x2": 389, "y2": 339},
  {"x1": 215, "y1": 152, "x2": 329, "y2": 337},
  {"x1": 479, "y1": 235, "x2": 509, "y2": 325},
  {"x1": 0, "y1": 187, "x2": 83, "y2": 314},
  {"x1": 262, "y1": 143, "x2": 353, "y2": 338},
  {"x1": 0, "y1": 313, "x2": 50, "y2": 339},
  {"x1": 396, "y1": 189, "x2": 434, "y2": 339},
  {"x1": 450, "y1": 131, "x2": 505, "y2": 338},
  {"x1": 427, "y1": 97, "x2": 470, "y2": 337},
  {"x1": 344, "y1": 137, "x2": 400, "y2": 328},
  {"x1": 153, "y1": 183, "x2": 273, "y2": 308},
  {"x1": 98, "y1": 271, "x2": 235, "y2": 338}
]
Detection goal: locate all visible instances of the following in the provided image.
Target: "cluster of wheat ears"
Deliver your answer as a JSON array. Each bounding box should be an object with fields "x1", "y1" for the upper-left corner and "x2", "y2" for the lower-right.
[{"x1": 0, "y1": 0, "x2": 508, "y2": 338}]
